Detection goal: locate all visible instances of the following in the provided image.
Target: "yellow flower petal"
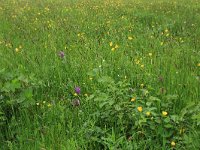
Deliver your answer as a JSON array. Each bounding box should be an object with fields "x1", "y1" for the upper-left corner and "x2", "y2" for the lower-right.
[
  {"x1": 137, "y1": 106, "x2": 143, "y2": 112},
  {"x1": 128, "y1": 36, "x2": 133, "y2": 40},
  {"x1": 47, "y1": 103, "x2": 52, "y2": 107},
  {"x1": 171, "y1": 141, "x2": 176, "y2": 147},
  {"x1": 15, "y1": 48, "x2": 19, "y2": 52},
  {"x1": 146, "y1": 112, "x2": 151, "y2": 116},
  {"x1": 162, "y1": 111, "x2": 168, "y2": 116},
  {"x1": 115, "y1": 44, "x2": 119, "y2": 49},
  {"x1": 131, "y1": 97, "x2": 136, "y2": 102}
]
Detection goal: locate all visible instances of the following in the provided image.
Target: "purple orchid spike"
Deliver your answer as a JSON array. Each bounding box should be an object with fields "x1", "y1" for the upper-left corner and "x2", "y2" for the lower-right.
[
  {"x1": 58, "y1": 51, "x2": 65, "y2": 58},
  {"x1": 75, "y1": 87, "x2": 81, "y2": 95}
]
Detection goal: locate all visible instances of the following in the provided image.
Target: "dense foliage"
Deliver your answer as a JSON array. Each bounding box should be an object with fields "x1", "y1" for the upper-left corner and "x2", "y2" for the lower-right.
[{"x1": 0, "y1": 0, "x2": 200, "y2": 149}]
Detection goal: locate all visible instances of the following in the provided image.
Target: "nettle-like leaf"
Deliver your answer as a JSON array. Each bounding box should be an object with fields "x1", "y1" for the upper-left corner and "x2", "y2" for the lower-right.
[
  {"x1": 149, "y1": 96, "x2": 161, "y2": 102},
  {"x1": 170, "y1": 115, "x2": 180, "y2": 123},
  {"x1": 165, "y1": 94, "x2": 178, "y2": 100},
  {"x1": 2, "y1": 79, "x2": 21, "y2": 93},
  {"x1": 98, "y1": 76, "x2": 114, "y2": 85},
  {"x1": 86, "y1": 75, "x2": 199, "y2": 148},
  {"x1": 0, "y1": 69, "x2": 41, "y2": 128},
  {"x1": 0, "y1": 110, "x2": 6, "y2": 125},
  {"x1": 87, "y1": 68, "x2": 99, "y2": 77},
  {"x1": 191, "y1": 113, "x2": 200, "y2": 126}
]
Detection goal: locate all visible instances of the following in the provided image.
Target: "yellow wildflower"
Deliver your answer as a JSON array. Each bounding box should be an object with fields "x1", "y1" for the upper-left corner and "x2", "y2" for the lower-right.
[
  {"x1": 162, "y1": 111, "x2": 168, "y2": 116},
  {"x1": 128, "y1": 36, "x2": 133, "y2": 40},
  {"x1": 109, "y1": 42, "x2": 113, "y2": 47},
  {"x1": 115, "y1": 44, "x2": 119, "y2": 49},
  {"x1": 74, "y1": 93, "x2": 78, "y2": 96},
  {"x1": 171, "y1": 141, "x2": 176, "y2": 147},
  {"x1": 160, "y1": 42, "x2": 164, "y2": 46},
  {"x1": 146, "y1": 112, "x2": 151, "y2": 116},
  {"x1": 89, "y1": 77, "x2": 93, "y2": 80},
  {"x1": 84, "y1": 93, "x2": 88, "y2": 97},
  {"x1": 140, "y1": 84, "x2": 144, "y2": 88},
  {"x1": 137, "y1": 106, "x2": 143, "y2": 112},
  {"x1": 140, "y1": 64, "x2": 144, "y2": 68},
  {"x1": 131, "y1": 97, "x2": 136, "y2": 102},
  {"x1": 47, "y1": 103, "x2": 52, "y2": 107},
  {"x1": 148, "y1": 53, "x2": 152, "y2": 57},
  {"x1": 135, "y1": 60, "x2": 140, "y2": 64},
  {"x1": 15, "y1": 48, "x2": 19, "y2": 52},
  {"x1": 197, "y1": 63, "x2": 200, "y2": 67},
  {"x1": 111, "y1": 47, "x2": 115, "y2": 51}
]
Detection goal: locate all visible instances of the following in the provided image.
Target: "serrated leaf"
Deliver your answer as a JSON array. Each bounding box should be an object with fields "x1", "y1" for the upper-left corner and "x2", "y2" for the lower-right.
[
  {"x1": 149, "y1": 96, "x2": 161, "y2": 102},
  {"x1": 164, "y1": 123, "x2": 173, "y2": 128}
]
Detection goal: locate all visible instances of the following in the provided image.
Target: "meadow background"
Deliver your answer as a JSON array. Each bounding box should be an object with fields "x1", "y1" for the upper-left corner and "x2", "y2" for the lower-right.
[{"x1": 0, "y1": 0, "x2": 200, "y2": 149}]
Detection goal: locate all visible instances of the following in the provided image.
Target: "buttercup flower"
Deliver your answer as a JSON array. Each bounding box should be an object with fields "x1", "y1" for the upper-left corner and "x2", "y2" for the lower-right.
[
  {"x1": 146, "y1": 112, "x2": 151, "y2": 116},
  {"x1": 137, "y1": 106, "x2": 143, "y2": 112},
  {"x1": 140, "y1": 84, "x2": 144, "y2": 88},
  {"x1": 15, "y1": 48, "x2": 19, "y2": 52},
  {"x1": 171, "y1": 141, "x2": 176, "y2": 147},
  {"x1": 47, "y1": 103, "x2": 52, "y2": 107},
  {"x1": 162, "y1": 111, "x2": 168, "y2": 116},
  {"x1": 111, "y1": 48, "x2": 115, "y2": 51},
  {"x1": 115, "y1": 44, "x2": 119, "y2": 49},
  {"x1": 149, "y1": 53, "x2": 152, "y2": 56},
  {"x1": 131, "y1": 97, "x2": 136, "y2": 102},
  {"x1": 128, "y1": 36, "x2": 133, "y2": 40}
]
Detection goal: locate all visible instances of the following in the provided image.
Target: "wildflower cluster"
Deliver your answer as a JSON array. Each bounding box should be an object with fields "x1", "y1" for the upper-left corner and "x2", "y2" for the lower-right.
[
  {"x1": 84, "y1": 76, "x2": 199, "y2": 148},
  {"x1": 109, "y1": 42, "x2": 119, "y2": 52}
]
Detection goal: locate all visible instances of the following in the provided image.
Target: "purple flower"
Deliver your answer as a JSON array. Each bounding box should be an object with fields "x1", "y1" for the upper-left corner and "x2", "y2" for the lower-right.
[
  {"x1": 58, "y1": 51, "x2": 65, "y2": 58},
  {"x1": 75, "y1": 87, "x2": 81, "y2": 95}
]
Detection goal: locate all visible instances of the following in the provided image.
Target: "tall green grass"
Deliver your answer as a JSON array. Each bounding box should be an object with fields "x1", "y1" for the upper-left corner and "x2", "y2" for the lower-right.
[{"x1": 0, "y1": 0, "x2": 200, "y2": 149}]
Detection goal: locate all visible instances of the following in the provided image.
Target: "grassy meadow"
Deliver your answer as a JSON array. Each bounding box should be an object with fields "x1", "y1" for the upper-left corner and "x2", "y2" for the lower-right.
[{"x1": 0, "y1": 0, "x2": 200, "y2": 149}]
